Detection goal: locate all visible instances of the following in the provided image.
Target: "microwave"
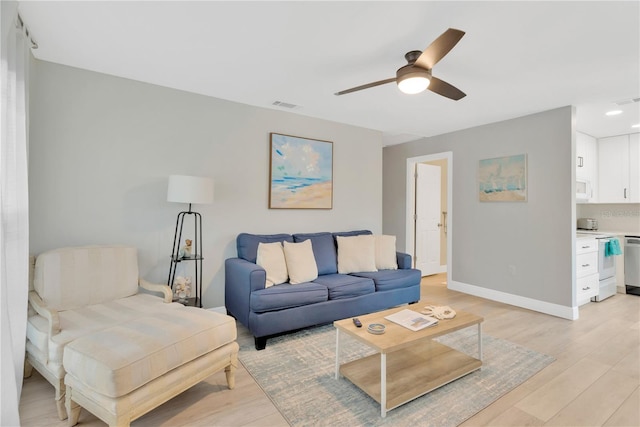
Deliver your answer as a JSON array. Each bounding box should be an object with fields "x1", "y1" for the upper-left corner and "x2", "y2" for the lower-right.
[{"x1": 576, "y1": 179, "x2": 591, "y2": 201}]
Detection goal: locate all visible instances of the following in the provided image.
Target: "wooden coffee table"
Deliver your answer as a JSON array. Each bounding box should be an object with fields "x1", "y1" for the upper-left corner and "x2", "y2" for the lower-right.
[{"x1": 334, "y1": 302, "x2": 483, "y2": 417}]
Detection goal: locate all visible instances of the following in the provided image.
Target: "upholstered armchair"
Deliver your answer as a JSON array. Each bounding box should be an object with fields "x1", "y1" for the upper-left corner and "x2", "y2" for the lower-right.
[{"x1": 24, "y1": 245, "x2": 181, "y2": 420}]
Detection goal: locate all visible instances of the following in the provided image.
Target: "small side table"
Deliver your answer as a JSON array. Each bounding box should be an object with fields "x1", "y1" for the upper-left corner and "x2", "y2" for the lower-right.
[
  {"x1": 169, "y1": 254, "x2": 203, "y2": 307},
  {"x1": 168, "y1": 209, "x2": 203, "y2": 308}
]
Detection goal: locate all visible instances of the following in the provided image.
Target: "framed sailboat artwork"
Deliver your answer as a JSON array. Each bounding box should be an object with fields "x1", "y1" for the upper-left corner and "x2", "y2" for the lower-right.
[{"x1": 478, "y1": 154, "x2": 527, "y2": 202}]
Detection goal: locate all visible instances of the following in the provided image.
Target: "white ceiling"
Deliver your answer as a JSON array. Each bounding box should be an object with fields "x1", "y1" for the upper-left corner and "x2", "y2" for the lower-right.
[{"x1": 18, "y1": 1, "x2": 640, "y2": 145}]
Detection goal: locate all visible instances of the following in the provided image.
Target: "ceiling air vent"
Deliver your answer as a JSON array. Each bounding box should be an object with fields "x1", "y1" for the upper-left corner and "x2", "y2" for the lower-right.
[
  {"x1": 272, "y1": 101, "x2": 300, "y2": 109},
  {"x1": 615, "y1": 98, "x2": 640, "y2": 106}
]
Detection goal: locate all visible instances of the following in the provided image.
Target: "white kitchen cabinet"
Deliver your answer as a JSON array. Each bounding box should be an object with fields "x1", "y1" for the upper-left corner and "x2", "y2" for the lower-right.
[
  {"x1": 598, "y1": 134, "x2": 639, "y2": 203},
  {"x1": 577, "y1": 274, "x2": 599, "y2": 305},
  {"x1": 576, "y1": 237, "x2": 599, "y2": 306},
  {"x1": 576, "y1": 132, "x2": 598, "y2": 191},
  {"x1": 630, "y1": 133, "x2": 639, "y2": 202}
]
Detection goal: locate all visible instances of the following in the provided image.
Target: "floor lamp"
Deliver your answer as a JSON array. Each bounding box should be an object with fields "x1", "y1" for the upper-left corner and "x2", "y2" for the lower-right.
[{"x1": 167, "y1": 175, "x2": 214, "y2": 307}]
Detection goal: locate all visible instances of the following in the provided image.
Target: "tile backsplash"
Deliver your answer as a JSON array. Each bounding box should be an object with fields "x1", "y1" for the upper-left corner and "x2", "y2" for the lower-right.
[{"x1": 577, "y1": 203, "x2": 640, "y2": 234}]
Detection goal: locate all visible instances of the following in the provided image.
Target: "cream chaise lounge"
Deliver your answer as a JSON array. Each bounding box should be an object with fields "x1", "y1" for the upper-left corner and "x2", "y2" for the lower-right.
[{"x1": 25, "y1": 245, "x2": 238, "y2": 425}]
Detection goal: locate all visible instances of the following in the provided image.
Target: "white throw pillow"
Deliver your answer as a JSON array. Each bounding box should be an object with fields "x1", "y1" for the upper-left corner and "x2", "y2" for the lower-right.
[
  {"x1": 374, "y1": 235, "x2": 398, "y2": 270},
  {"x1": 336, "y1": 235, "x2": 378, "y2": 274},
  {"x1": 283, "y1": 240, "x2": 318, "y2": 284},
  {"x1": 256, "y1": 242, "x2": 288, "y2": 288}
]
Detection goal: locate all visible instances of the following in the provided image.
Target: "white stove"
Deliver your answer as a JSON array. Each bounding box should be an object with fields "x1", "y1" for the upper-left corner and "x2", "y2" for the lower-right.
[{"x1": 593, "y1": 235, "x2": 617, "y2": 302}]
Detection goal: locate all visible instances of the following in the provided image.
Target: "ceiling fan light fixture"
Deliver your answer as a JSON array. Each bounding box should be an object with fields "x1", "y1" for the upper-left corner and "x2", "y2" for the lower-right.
[
  {"x1": 398, "y1": 75, "x2": 430, "y2": 94},
  {"x1": 334, "y1": 29, "x2": 465, "y2": 99},
  {"x1": 396, "y1": 66, "x2": 432, "y2": 95}
]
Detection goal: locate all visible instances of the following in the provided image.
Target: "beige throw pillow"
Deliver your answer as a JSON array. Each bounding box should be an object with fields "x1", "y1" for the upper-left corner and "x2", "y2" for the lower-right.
[
  {"x1": 283, "y1": 240, "x2": 318, "y2": 284},
  {"x1": 336, "y1": 235, "x2": 378, "y2": 274},
  {"x1": 374, "y1": 235, "x2": 398, "y2": 270},
  {"x1": 256, "y1": 242, "x2": 288, "y2": 288}
]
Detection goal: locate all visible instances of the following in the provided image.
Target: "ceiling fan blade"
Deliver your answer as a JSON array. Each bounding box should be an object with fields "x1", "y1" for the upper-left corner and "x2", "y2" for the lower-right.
[
  {"x1": 334, "y1": 77, "x2": 397, "y2": 96},
  {"x1": 415, "y1": 28, "x2": 465, "y2": 70},
  {"x1": 428, "y1": 76, "x2": 466, "y2": 100}
]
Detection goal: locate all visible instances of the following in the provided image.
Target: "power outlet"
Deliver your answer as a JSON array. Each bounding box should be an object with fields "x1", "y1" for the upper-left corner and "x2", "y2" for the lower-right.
[{"x1": 508, "y1": 265, "x2": 517, "y2": 276}]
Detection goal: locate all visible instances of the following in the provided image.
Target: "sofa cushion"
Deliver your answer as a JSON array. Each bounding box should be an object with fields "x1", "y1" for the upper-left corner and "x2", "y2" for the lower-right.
[
  {"x1": 374, "y1": 235, "x2": 398, "y2": 270},
  {"x1": 331, "y1": 229, "x2": 372, "y2": 245},
  {"x1": 312, "y1": 274, "x2": 375, "y2": 300},
  {"x1": 336, "y1": 235, "x2": 378, "y2": 274},
  {"x1": 33, "y1": 246, "x2": 139, "y2": 311},
  {"x1": 350, "y1": 269, "x2": 421, "y2": 292},
  {"x1": 332, "y1": 229, "x2": 373, "y2": 237},
  {"x1": 237, "y1": 233, "x2": 293, "y2": 263},
  {"x1": 293, "y1": 232, "x2": 337, "y2": 275},
  {"x1": 256, "y1": 242, "x2": 288, "y2": 288},
  {"x1": 332, "y1": 230, "x2": 373, "y2": 272},
  {"x1": 63, "y1": 308, "x2": 236, "y2": 398},
  {"x1": 283, "y1": 240, "x2": 318, "y2": 284},
  {"x1": 250, "y1": 283, "x2": 328, "y2": 313}
]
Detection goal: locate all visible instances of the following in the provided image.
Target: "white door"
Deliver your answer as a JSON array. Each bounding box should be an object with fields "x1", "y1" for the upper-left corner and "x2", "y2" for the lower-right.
[{"x1": 415, "y1": 163, "x2": 441, "y2": 276}]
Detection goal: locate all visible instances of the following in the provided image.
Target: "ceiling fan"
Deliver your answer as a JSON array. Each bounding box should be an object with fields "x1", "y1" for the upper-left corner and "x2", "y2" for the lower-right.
[{"x1": 335, "y1": 28, "x2": 466, "y2": 100}]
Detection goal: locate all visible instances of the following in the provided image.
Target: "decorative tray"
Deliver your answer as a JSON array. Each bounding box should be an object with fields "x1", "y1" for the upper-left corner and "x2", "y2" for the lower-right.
[{"x1": 367, "y1": 323, "x2": 386, "y2": 335}]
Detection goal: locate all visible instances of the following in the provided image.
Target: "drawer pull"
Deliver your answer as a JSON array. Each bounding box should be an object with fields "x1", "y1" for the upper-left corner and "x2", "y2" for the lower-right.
[
  {"x1": 581, "y1": 264, "x2": 590, "y2": 267},
  {"x1": 581, "y1": 245, "x2": 590, "y2": 249},
  {"x1": 582, "y1": 287, "x2": 590, "y2": 291}
]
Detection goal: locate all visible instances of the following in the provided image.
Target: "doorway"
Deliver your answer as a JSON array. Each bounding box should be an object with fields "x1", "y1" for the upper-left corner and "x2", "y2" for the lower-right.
[{"x1": 406, "y1": 152, "x2": 452, "y2": 280}]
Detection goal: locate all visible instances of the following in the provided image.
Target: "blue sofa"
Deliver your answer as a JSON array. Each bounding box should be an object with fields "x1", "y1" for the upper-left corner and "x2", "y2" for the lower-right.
[{"x1": 225, "y1": 230, "x2": 421, "y2": 349}]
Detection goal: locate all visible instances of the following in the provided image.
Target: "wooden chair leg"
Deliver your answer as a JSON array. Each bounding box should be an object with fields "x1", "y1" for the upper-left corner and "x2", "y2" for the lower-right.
[
  {"x1": 56, "y1": 383, "x2": 68, "y2": 420},
  {"x1": 225, "y1": 363, "x2": 236, "y2": 390},
  {"x1": 65, "y1": 389, "x2": 81, "y2": 427},
  {"x1": 23, "y1": 358, "x2": 33, "y2": 378},
  {"x1": 113, "y1": 413, "x2": 131, "y2": 427}
]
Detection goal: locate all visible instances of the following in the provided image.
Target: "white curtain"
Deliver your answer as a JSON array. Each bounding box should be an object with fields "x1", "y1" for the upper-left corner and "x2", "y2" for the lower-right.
[{"x1": 1, "y1": 2, "x2": 31, "y2": 426}]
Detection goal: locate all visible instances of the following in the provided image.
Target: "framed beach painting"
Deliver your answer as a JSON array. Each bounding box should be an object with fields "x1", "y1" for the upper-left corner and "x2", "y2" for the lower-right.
[
  {"x1": 269, "y1": 133, "x2": 333, "y2": 209},
  {"x1": 478, "y1": 154, "x2": 527, "y2": 202}
]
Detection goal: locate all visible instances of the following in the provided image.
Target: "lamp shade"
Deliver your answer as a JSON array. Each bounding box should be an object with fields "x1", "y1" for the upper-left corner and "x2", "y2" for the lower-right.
[{"x1": 167, "y1": 175, "x2": 214, "y2": 205}]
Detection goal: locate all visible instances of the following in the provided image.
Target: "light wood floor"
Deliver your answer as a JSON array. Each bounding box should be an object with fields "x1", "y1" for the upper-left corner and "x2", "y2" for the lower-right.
[{"x1": 19, "y1": 274, "x2": 640, "y2": 426}]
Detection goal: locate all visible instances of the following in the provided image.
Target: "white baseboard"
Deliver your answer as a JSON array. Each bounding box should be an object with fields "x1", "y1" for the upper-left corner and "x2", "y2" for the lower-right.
[
  {"x1": 449, "y1": 280, "x2": 578, "y2": 320},
  {"x1": 422, "y1": 265, "x2": 447, "y2": 276}
]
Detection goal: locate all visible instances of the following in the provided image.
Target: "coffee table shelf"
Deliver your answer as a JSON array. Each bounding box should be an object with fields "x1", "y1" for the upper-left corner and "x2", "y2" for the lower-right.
[
  {"x1": 334, "y1": 303, "x2": 483, "y2": 417},
  {"x1": 340, "y1": 340, "x2": 481, "y2": 411}
]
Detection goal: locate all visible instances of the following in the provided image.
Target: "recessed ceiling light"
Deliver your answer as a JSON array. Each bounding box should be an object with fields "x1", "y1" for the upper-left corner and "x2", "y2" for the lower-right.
[
  {"x1": 632, "y1": 123, "x2": 640, "y2": 128},
  {"x1": 605, "y1": 110, "x2": 623, "y2": 116}
]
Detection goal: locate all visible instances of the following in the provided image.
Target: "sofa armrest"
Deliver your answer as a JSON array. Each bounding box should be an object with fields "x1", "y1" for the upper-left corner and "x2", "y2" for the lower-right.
[
  {"x1": 396, "y1": 252, "x2": 413, "y2": 270},
  {"x1": 139, "y1": 278, "x2": 173, "y2": 303},
  {"x1": 28, "y1": 291, "x2": 60, "y2": 336},
  {"x1": 225, "y1": 258, "x2": 266, "y2": 327}
]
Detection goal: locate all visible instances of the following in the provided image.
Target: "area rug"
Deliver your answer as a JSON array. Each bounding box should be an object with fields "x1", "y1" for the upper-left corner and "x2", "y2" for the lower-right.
[{"x1": 239, "y1": 324, "x2": 554, "y2": 427}]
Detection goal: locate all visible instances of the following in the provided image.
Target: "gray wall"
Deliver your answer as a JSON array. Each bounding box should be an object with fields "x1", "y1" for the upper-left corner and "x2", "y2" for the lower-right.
[
  {"x1": 29, "y1": 60, "x2": 383, "y2": 308},
  {"x1": 383, "y1": 107, "x2": 574, "y2": 309}
]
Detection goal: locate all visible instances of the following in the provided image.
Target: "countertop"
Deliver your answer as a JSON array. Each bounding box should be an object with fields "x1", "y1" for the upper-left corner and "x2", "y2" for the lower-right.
[{"x1": 576, "y1": 230, "x2": 639, "y2": 239}]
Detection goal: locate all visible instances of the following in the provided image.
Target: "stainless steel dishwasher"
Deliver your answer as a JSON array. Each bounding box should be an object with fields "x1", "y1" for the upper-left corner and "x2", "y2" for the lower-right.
[{"x1": 625, "y1": 235, "x2": 640, "y2": 296}]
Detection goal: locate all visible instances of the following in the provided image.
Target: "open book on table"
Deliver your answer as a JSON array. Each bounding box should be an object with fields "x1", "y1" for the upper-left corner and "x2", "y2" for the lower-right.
[{"x1": 384, "y1": 309, "x2": 438, "y2": 331}]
